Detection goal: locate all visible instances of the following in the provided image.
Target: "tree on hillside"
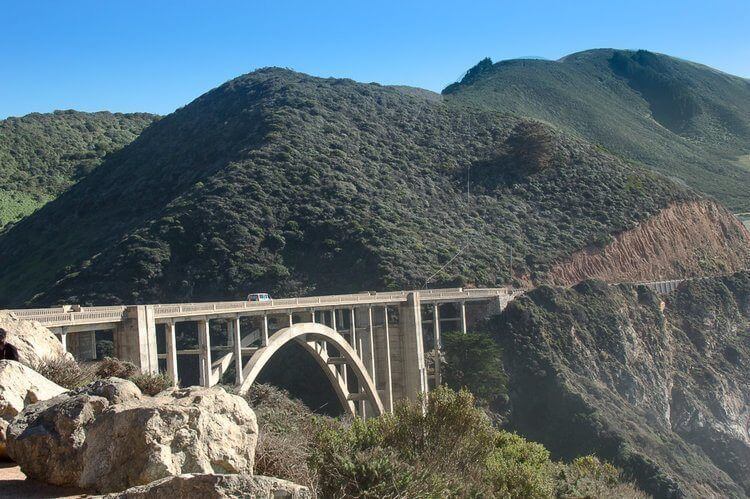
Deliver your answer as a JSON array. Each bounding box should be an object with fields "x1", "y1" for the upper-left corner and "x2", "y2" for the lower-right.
[{"x1": 441, "y1": 330, "x2": 507, "y2": 405}]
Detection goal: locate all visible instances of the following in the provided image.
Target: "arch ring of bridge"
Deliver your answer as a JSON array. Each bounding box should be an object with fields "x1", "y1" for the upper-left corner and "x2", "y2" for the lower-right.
[{"x1": 237, "y1": 322, "x2": 384, "y2": 417}]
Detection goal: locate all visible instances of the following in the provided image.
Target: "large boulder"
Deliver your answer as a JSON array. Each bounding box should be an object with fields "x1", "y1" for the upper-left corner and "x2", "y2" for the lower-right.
[
  {"x1": 0, "y1": 311, "x2": 71, "y2": 366},
  {"x1": 106, "y1": 473, "x2": 312, "y2": 498},
  {"x1": 0, "y1": 360, "x2": 67, "y2": 459},
  {"x1": 7, "y1": 378, "x2": 257, "y2": 493}
]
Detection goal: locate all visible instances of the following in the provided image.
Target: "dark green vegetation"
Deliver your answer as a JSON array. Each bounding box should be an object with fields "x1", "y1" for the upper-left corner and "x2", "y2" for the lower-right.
[
  {"x1": 441, "y1": 330, "x2": 507, "y2": 406},
  {"x1": 489, "y1": 272, "x2": 750, "y2": 497},
  {"x1": 245, "y1": 384, "x2": 644, "y2": 497},
  {"x1": 445, "y1": 49, "x2": 750, "y2": 211},
  {"x1": 0, "y1": 110, "x2": 157, "y2": 228},
  {"x1": 0, "y1": 68, "x2": 697, "y2": 307}
]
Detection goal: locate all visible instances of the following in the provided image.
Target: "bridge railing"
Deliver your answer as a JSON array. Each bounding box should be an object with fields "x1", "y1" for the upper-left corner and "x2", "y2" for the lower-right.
[{"x1": 7, "y1": 306, "x2": 128, "y2": 326}]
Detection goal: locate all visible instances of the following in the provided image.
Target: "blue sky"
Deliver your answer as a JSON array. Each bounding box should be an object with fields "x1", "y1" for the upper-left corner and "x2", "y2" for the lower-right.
[{"x1": 1, "y1": 0, "x2": 748, "y2": 118}]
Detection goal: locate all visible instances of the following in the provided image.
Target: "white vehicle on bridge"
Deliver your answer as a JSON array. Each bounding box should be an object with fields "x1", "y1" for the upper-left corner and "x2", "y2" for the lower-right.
[{"x1": 247, "y1": 292, "x2": 271, "y2": 302}]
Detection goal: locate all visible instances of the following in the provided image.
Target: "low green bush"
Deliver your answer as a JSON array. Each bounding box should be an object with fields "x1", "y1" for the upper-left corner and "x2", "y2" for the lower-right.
[{"x1": 309, "y1": 387, "x2": 644, "y2": 498}]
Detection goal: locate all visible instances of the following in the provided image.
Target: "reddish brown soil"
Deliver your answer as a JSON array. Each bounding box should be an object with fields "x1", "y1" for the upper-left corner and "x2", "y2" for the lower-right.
[{"x1": 545, "y1": 200, "x2": 750, "y2": 285}]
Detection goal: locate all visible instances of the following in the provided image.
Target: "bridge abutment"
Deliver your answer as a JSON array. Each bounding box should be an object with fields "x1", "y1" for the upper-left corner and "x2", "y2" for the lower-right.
[{"x1": 114, "y1": 305, "x2": 159, "y2": 374}]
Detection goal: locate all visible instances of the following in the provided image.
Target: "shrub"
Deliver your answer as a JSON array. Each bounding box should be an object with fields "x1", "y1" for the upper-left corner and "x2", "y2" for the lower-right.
[
  {"x1": 241, "y1": 384, "x2": 320, "y2": 491},
  {"x1": 94, "y1": 356, "x2": 138, "y2": 379},
  {"x1": 31, "y1": 356, "x2": 96, "y2": 389},
  {"x1": 309, "y1": 387, "x2": 644, "y2": 497},
  {"x1": 129, "y1": 372, "x2": 173, "y2": 395},
  {"x1": 311, "y1": 387, "x2": 563, "y2": 497},
  {"x1": 554, "y1": 456, "x2": 648, "y2": 498}
]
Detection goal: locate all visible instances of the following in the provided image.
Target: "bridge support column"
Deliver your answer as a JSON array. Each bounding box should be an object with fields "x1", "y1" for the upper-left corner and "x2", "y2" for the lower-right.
[
  {"x1": 366, "y1": 307, "x2": 376, "y2": 382},
  {"x1": 349, "y1": 308, "x2": 357, "y2": 354},
  {"x1": 165, "y1": 321, "x2": 178, "y2": 386},
  {"x1": 114, "y1": 305, "x2": 158, "y2": 374},
  {"x1": 383, "y1": 306, "x2": 393, "y2": 412},
  {"x1": 198, "y1": 319, "x2": 212, "y2": 387},
  {"x1": 261, "y1": 315, "x2": 269, "y2": 347},
  {"x1": 433, "y1": 303, "x2": 441, "y2": 386},
  {"x1": 460, "y1": 301, "x2": 467, "y2": 334},
  {"x1": 60, "y1": 329, "x2": 68, "y2": 353},
  {"x1": 398, "y1": 292, "x2": 428, "y2": 401},
  {"x1": 232, "y1": 317, "x2": 243, "y2": 386}
]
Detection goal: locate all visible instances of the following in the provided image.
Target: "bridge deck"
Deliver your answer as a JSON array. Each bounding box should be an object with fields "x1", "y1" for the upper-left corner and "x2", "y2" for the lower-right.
[{"x1": 4, "y1": 287, "x2": 516, "y2": 329}]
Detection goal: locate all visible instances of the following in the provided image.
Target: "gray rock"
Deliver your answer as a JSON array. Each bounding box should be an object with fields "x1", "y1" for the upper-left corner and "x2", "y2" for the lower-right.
[
  {"x1": 7, "y1": 379, "x2": 257, "y2": 493},
  {"x1": 0, "y1": 360, "x2": 67, "y2": 458}
]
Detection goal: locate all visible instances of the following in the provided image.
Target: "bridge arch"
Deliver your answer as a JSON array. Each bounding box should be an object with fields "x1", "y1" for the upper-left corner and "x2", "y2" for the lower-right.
[{"x1": 237, "y1": 322, "x2": 384, "y2": 417}]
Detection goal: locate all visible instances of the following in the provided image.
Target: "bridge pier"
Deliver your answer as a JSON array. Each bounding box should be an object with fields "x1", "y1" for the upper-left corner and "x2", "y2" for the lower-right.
[
  {"x1": 432, "y1": 303, "x2": 442, "y2": 386},
  {"x1": 165, "y1": 321, "x2": 178, "y2": 385},
  {"x1": 114, "y1": 305, "x2": 158, "y2": 374},
  {"x1": 231, "y1": 317, "x2": 243, "y2": 386},
  {"x1": 198, "y1": 319, "x2": 212, "y2": 387},
  {"x1": 397, "y1": 293, "x2": 428, "y2": 401}
]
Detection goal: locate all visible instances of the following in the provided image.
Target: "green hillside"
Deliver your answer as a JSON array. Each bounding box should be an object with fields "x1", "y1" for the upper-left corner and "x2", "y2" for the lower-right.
[
  {"x1": 0, "y1": 68, "x2": 700, "y2": 307},
  {"x1": 0, "y1": 110, "x2": 158, "y2": 228},
  {"x1": 444, "y1": 49, "x2": 750, "y2": 211}
]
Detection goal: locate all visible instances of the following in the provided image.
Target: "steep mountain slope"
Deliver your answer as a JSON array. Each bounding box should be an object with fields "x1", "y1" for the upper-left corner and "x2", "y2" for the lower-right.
[
  {"x1": 0, "y1": 68, "x2": 746, "y2": 307},
  {"x1": 444, "y1": 49, "x2": 750, "y2": 211},
  {"x1": 0, "y1": 110, "x2": 157, "y2": 228},
  {"x1": 490, "y1": 273, "x2": 750, "y2": 498}
]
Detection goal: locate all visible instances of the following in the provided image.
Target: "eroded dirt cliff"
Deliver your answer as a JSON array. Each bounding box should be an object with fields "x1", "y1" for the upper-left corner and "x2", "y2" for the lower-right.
[
  {"x1": 545, "y1": 200, "x2": 750, "y2": 286},
  {"x1": 490, "y1": 272, "x2": 750, "y2": 498}
]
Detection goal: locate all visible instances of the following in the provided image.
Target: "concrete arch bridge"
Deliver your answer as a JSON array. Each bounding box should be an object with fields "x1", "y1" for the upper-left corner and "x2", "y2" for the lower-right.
[{"x1": 5, "y1": 287, "x2": 518, "y2": 417}]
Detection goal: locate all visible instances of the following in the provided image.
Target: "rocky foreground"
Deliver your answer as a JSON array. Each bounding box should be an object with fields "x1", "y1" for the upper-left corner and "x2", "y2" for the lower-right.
[
  {"x1": 2, "y1": 372, "x2": 309, "y2": 497},
  {"x1": 0, "y1": 315, "x2": 310, "y2": 497}
]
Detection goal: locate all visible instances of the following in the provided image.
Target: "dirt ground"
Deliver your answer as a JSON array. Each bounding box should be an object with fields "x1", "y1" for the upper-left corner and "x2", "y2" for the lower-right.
[{"x1": 0, "y1": 462, "x2": 88, "y2": 498}]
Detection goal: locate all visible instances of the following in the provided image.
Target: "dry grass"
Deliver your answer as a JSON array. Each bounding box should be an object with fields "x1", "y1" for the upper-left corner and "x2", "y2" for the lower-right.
[
  {"x1": 242, "y1": 384, "x2": 321, "y2": 492},
  {"x1": 30, "y1": 356, "x2": 96, "y2": 389}
]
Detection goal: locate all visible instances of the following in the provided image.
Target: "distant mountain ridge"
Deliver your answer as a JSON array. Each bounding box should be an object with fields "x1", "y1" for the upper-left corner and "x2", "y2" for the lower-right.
[
  {"x1": 0, "y1": 110, "x2": 158, "y2": 228},
  {"x1": 444, "y1": 49, "x2": 750, "y2": 211},
  {"x1": 0, "y1": 68, "x2": 746, "y2": 308}
]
